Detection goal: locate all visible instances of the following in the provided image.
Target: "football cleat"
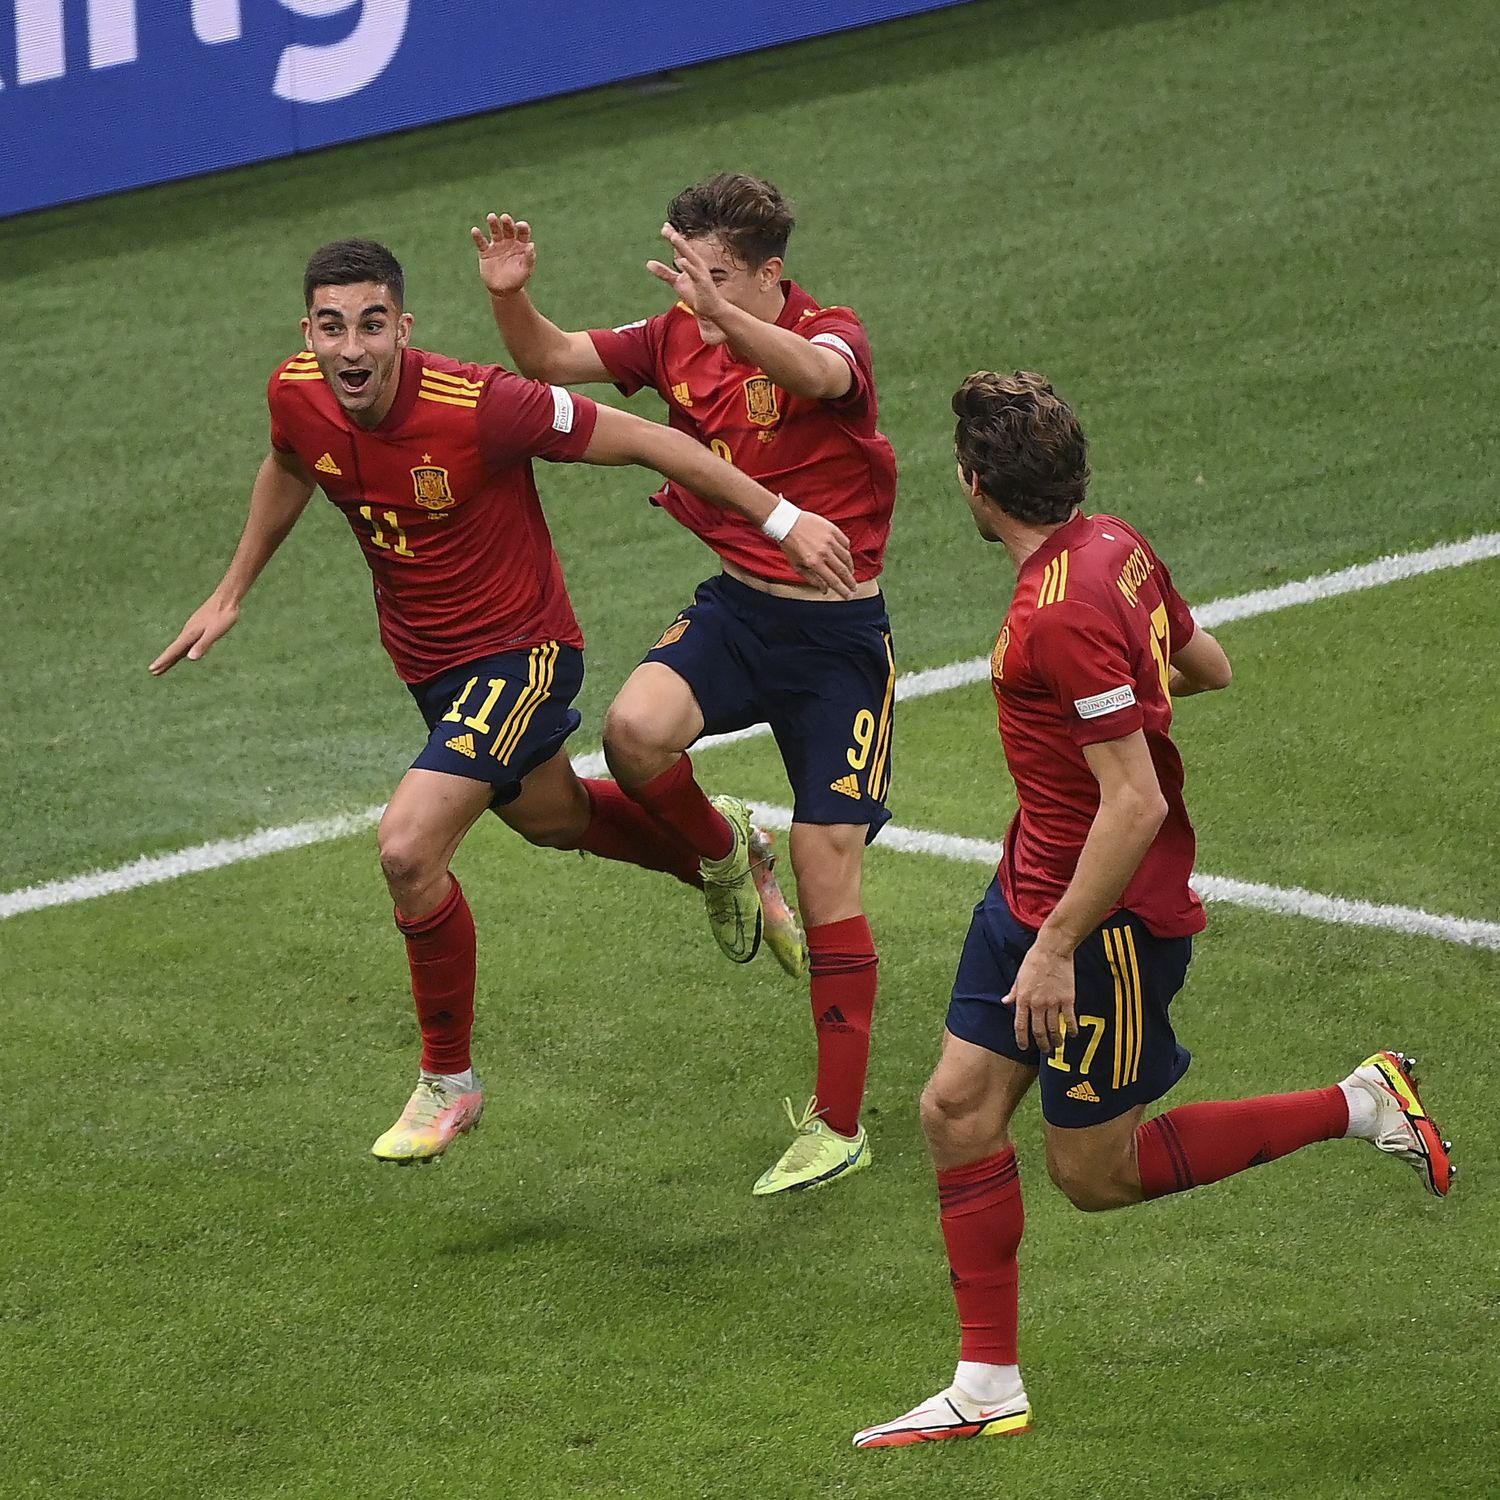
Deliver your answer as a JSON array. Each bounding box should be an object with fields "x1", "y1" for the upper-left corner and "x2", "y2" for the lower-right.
[
  {"x1": 853, "y1": 1386, "x2": 1032, "y2": 1448},
  {"x1": 752, "y1": 1096, "x2": 870, "y2": 1195},
  {"x1": 748, "y1": 825, "x2": 808, "y2": 980},
  {"x1": 1341, "y1": 1051, "x2": 1454, "y2": 1197},
  {"x1": 701, "y1": 795, "x2": 763, "y2": 965},
  {"x1": 370, "y1": 1075, "x2": 484, "y2": 1163}
]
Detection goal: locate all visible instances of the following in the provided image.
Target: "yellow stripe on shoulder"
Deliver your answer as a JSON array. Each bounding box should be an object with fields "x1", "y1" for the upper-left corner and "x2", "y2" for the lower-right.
[
  {"x1": 418, "y1": 389, "x2": 478, "y2": 409},
  {"x1": 279, "y1": 369, "x2": 325, "y2": 381},
  {"x1": 421, "y1": 368, "x2": 485, "y2": 392}
]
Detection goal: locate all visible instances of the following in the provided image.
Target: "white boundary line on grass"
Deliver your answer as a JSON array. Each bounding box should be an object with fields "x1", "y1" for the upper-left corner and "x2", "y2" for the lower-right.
[{"x1": 4, "y1": 531, "x2": 1499, "y2": 929}]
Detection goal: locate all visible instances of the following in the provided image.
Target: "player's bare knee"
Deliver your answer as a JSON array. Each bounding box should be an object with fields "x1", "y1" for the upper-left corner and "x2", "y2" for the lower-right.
[
  {"x1": 378, "y1": 826, "x2": 436, "y2": 896},
  {"x1": 920, "y1": 1078, "x2": 982, "y2": 1151},
  {"x1": 1047, "y1": 1153, "x2": 1126, "y2": 1213},
  {"x1": 601, "y1": 700, "x2": 662, "y2": 780}
]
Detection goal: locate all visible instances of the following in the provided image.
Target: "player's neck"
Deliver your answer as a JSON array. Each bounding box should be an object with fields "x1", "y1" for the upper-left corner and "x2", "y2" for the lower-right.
[
  {"x1": 749, "y1": 282, "x2": 787, "y2": 324},
  {"x1": 999, "y1": 509, "x2": 1078, "y2": 572}
]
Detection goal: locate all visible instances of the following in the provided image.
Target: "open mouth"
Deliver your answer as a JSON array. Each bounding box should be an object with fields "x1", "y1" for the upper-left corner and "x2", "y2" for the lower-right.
[{"x1": 337, "y1": 368, "x2": 372, "y2": 395}]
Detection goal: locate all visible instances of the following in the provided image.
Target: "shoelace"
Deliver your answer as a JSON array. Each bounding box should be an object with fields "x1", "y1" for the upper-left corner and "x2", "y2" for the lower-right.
[
  {"x1": 776, "y1": 1095, "x2": 833, "y2": 1172},
  {"x1": 402, "y1": 1079, "x2": 449, "y2": 1126}
]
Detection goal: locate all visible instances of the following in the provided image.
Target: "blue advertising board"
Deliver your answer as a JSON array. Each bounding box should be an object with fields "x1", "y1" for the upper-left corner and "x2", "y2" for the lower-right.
[{"x1": 1, "y1": 1, "x2": 970, "y2": 218}]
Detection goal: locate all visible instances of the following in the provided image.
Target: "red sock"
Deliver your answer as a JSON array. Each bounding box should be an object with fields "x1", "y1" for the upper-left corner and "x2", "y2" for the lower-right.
[
  {"x1": 808, "y1": 914, "x2": 877, "y2": 1137},
  {"x1": 394, "y1": 875, "x2": 476, "y2": 1076},
  {"x1": 938, "y1": 1148, "x2": 1024, "y2": 1366},
  {"x1": 627, "y1": 754, "x2": 733, "y2": 860},
  {"x1": 1135, "y1": 1087, "x2": 1349, "y2": 1199},
  {"x1": 567, "y1": 779, "x2": 703, "y2": 888}
]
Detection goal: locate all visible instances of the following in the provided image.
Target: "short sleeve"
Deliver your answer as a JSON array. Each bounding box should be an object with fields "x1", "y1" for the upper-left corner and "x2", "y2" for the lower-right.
[
  {"x1": 476, "y1": 370, "x2": 600, "y2": 470},
  {"x1": 1028, "y1": 601, "x2": 1145, "y2": 747},
  {"x1": 588, "y1": 314, "x2": 667, "y2": 398},
  {"x1": 804, "y1": 310, "x2": 874, "y2": 415},
  {"x1": 267, "y1": 373, "x2": 297, "y2": 455},
  {"x1": 1154, "y1": 553, "x2": 1197, "y2": 654}
]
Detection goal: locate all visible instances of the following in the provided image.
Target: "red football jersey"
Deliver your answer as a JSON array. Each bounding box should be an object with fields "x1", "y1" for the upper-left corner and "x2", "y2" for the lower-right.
[
  {"x1": 587, "y1": 281, "x2": 897, "y2": 584},
  {"x1": 990, "y1": 512, "x2": 1206, "y2": 938},
  {"x1": 268, "y1": 346, "x2": 598, "y2": 683}
]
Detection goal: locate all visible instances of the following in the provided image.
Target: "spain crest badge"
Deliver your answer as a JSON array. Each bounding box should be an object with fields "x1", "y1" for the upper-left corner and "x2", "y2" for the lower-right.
[
  {"x1": 743, "y1": 375, "x2": 781, "y2": 429},
  {"x1": 411, "y1": 462, "x2": 456, "y2": 512}
]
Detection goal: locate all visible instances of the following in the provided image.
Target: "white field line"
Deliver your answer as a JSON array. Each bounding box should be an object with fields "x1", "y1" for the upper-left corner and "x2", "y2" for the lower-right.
[
  {"x1": 4, "y1": 532, "x2": 1498, "y2": 925},
  {"x1": 746, "y1": 805, "x2": 1500, "y2": 953}
]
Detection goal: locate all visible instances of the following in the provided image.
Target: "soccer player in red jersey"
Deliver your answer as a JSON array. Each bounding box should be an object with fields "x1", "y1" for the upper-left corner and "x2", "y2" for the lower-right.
[
  {"x1": 479, "y1": 175, "x2": 898, "y2": 1195},
  {"x1": 150, "y1": 237, "x2": 853, "y2": 1164},
  {"x1": 854, "y1": 372, "x2": 1454, "y2": 1448}
]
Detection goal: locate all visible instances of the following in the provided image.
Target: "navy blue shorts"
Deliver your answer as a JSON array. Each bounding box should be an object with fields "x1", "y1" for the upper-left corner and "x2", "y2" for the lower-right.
[
  {"x1": 407, "y1": 642, "x2": 584, "y2": 806},
  {"x1": 644, "y1": 574, "x2": 895, "y2": 839},
  {"x1": 947, "y1": 877, "x2": 1194, "y2": 1128}
]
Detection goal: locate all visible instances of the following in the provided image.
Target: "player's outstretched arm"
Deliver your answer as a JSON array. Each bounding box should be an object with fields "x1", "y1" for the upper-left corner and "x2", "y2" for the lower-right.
[
  {"x1": 648, "y1": 225, "x2": 853, "y2": 401},
  {"x1": 581, "y1": 403, "x2": 856, "y2": 598},
  {"x1": 149, "y1": 450, "x2": 315, "y2": 675},
  {"x1": 1168, "y1": 627, "x2": 1233, "y2": 697},
  {"x1": 473, "y1": 213, "x2": 612, "y2": 385}
]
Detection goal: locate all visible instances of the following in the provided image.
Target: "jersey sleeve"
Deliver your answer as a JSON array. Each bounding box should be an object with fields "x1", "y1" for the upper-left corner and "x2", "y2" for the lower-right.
[
  {"x1": 1153, "y1": 551, "x2": 1198, "y2": 653},
  {"x1": 1028, "y1": 600, "x2": 1146, "y2": 747},
  {"x1": 267, "y1": 372, "x2": 298, "y2": 455},
  {"x1": 803, "y1": 308, "x2": 875, "y2": 415},
  {"x1": 587, "y1": 314, "x2": 666, "y2": 397},
  {"x1": 476, "y1": 369, "x2": 600, "y2": 469}
]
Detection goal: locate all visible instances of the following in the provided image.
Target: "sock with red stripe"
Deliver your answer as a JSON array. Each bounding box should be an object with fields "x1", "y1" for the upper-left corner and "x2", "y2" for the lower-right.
[
  {"x1": 938, "y1": 1147, "x2": 1024, "y2": 1367},
  {"x1": 394, "y1": 875, "x2": 476, "y2": 1076},
  {"x1": 1135, "y1": 1087, "x2": 1350, "y2": 1199},
  {"x1": 626, "y1": 754, "x2": 733, "y2": 861},
  {"x1": 567, "y1": 778, "x2": 702, "y2": 888},
  {"x1": 808, "y1": 914, "x2": 878, "y2": 1137}
]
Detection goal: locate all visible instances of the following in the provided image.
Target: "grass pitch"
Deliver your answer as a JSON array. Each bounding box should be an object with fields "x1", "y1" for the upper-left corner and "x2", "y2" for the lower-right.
[{"x1": 4, "y1": 0, "x2": 1498, "y2": 1495}]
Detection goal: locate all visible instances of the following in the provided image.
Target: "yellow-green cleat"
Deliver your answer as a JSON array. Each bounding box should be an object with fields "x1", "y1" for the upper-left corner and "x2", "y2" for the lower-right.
[
  {"x1": 370, "y1": 1075, "x2": 484, "y2": 1163},
  {"x1": 748, "y1": 825, "x2": 808, "y2": 980},
  {"x1": 752, "y1": 1096, "x2": 870, "y2": 1195},
  {"x1": 701, "y1": 795, "x2": 763, "y2": 965}
]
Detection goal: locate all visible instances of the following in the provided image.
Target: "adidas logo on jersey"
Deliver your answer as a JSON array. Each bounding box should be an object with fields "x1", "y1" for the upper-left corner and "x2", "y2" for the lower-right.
[
  {"x1": 445, "y1": 733, "x2": 477, "y2": 760},
  {"x1": 1066, "y1": 1080, "x2": 1101, "y2": 1103},
  {"x1": 829, "y1": 773, "x2": 861, "y2": 799},
  {"x1": 314, "y1": 452, "x2": 343, "y2": 475}
]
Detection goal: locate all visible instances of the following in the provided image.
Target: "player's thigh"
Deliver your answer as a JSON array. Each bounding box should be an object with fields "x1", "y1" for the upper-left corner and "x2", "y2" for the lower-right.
[
  {"x1": 923, "y1": 1029, "x2": 1037, "y2": 1155},
  {"x1": 1032, "y1": 913, "x2": 1195, "y2": 1133},
  {"x1": 379, "y1": 768, "x2": 496, "y2": 880},
  {"x1": 768, "y1": 615, "x2": 895, "y2": 844},
  {"x1": 1043, "y1": 1104, "x2": 1148, "y2": 1211},
  {"x1": 492, "y1": 745, "x2": 591, "y2": 848},
  {"x1": 788, "y1": 820, "x2": 867, "y2": 927},
  {"x1": 603, "y1": 662, "x2": 707, "y2": 761}
]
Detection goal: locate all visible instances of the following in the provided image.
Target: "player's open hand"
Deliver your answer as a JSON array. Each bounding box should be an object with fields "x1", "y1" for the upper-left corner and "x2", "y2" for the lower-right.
[
  {"x1": 780, "y1": 512, "x2": 856, "y2": 598},
  {"x1": 472, "y1": 213, "x2": 537, "y2": 296},
  {"x1": 647, "y1": 225, "x2": 732, "y2": 328},
  {"x1": 149, "y1": 597, "x2": 239, "y2": 676},
  {"x1": 1005, "y1": 940, "x2": 1078, "y2": 1055}
]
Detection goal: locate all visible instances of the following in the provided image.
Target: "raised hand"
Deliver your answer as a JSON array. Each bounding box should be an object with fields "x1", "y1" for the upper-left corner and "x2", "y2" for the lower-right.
[
  {"x1": 149, "y1": 596, "x2": 240, "y2": 676},
  {"x1": 472, "y1": 213, "x2": 537, "y2": 297},
  {"x1": 779, "y1": 512, "x2": 857, "y2": 599},
  {"x1": 646, "y1": 224, "x2": 731, "y2": 330}
]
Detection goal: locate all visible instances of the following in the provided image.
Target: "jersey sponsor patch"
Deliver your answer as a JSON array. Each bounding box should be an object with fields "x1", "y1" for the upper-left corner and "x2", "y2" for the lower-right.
[
  {"x1": 611, "y1": 318, "x2": 648, "y2": 333},
  {"x1": 809, "y1": 331, "x2": 857, "y2": 363},
  {"x1": 549, "y1": 385, "x2": 576, "y2": 433},
  {"x1": 1073, "y1": 684, "x2": 1136, "y2": 720}
]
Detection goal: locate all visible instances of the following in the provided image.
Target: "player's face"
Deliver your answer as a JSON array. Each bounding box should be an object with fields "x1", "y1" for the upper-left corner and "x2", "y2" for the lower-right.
[
  {"x1": 685, "y1": 234, "x2": 783, "y2": 344},
  {"x1": 302, "y1": 282, "x2": 413, "y2": 425}
]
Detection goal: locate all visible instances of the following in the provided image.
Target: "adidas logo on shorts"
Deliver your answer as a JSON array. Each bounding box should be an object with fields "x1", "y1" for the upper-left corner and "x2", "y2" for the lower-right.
[
  {"x1": 445, "y1": 733, "x2": 477, "y2": 760},
  {"x1": 829, "y1": 773, "x2": 861, "y2": 799},
  {"x1": 1066, "y1": 1080, "x2": 1101, "y2": 1103}
]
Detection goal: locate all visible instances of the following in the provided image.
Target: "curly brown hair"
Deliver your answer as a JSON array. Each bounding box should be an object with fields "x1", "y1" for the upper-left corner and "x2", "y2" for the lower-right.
[
  {"x1": 952, "y1": 371, "x2": 1090, "y2": 525},
  {"x1": 666, "y1": 173, "x2": 795, "y2": 267}
]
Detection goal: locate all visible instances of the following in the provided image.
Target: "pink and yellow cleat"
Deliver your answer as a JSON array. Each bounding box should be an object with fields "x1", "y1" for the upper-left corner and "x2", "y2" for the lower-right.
[
  {"x1": 1341, "y1": 1050, "x2": 1454, "y2": 1196},
  {"x1": 370, "y1": 1074, "x2": 484, "y2": 1163},
  {"x1": 748, "y1": 825, "x2": 808, "y2": 980},
  {"x1": 854, "y1": 1386, "x2": 1032, "y2": 1449}
]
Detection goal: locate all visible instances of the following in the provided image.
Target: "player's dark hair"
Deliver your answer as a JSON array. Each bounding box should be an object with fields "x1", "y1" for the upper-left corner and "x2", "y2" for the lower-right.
[
  {"x1": 666, "y1": 173, "x2": 795, "y2": 267},
  {"x1": 302, "y1": 239, "x2": 406, "y2": 310},
  {"x1": 953, "y1": 371, "x2": 1090, "y2": 526}
]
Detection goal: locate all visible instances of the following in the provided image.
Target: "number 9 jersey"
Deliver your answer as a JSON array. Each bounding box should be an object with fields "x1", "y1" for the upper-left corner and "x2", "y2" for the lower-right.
[{"x1": 268, "y1": 346, "x2": 599, "y2": 684}]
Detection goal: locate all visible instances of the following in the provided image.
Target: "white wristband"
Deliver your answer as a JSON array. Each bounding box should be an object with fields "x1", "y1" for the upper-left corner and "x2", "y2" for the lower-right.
[{"x1": 761, "y1": 497, "x2": 803, "y2": 542}]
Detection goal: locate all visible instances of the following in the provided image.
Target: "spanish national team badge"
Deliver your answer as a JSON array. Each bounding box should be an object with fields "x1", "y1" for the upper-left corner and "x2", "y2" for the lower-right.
[
  {"x1": 411, "y1": 456, "x2": 456, "y2": 512},
  {"x1": 654, "y1": 616, "x2": 691, "y2": 650},
  {"x1": 991, "y1": 624, "x2": 1011, "y2": 682},
  {"x1": 743, "y1": 374, "x2": 781, "y2": 429}
]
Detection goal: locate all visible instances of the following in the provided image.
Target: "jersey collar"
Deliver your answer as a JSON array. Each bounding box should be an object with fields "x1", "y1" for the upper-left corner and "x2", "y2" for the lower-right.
[
  {"x1": 1018, "y1": 509, "x2": 1094, "y2": 578},
  {"x1": 362, "y1": 345, "x2": 424, "y2": 434},
  {"x1": 777, "y1": 279, "x2": 819, "y2": 328}
]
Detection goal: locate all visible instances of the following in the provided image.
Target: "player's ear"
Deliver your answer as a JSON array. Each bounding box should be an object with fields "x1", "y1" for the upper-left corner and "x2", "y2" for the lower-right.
[
  {"x1": 300, "y1": 315, "x2": 313, "y2": 350},
  {"x1": 758, "y1": 256, "x2": 784, "y2": 291},
  {"x1": 396, "y1": 312, "x2": 413, "y2": 348}
]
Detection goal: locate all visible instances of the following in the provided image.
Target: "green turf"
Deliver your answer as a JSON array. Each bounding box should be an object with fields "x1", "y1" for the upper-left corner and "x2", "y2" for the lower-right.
[{"x1": 4, "y1": 0, "x2": 1499, "y2": 1494}]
